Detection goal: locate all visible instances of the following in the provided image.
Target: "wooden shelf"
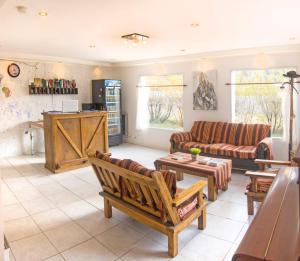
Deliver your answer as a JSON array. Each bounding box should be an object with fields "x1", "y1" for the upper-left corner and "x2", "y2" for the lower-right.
[{"x1": 29, "y1": 86, "x2": 78, "y2": 95}]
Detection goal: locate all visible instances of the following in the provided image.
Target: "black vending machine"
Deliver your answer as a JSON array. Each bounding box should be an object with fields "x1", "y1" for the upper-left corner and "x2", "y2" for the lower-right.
[{"x1": 92, "y1": 79, "x2": 122, "y2": 146}]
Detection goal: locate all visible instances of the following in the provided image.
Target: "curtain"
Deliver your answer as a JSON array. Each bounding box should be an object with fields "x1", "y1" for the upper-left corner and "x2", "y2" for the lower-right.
[{"x1": 136, "y1": 86, "x2": 150, "y2": 130}]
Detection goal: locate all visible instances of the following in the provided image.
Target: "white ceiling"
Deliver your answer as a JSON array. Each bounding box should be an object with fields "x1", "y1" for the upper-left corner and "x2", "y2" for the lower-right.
[{"x1": 0, "y1": 0, "x2": 300, "y2": 63}]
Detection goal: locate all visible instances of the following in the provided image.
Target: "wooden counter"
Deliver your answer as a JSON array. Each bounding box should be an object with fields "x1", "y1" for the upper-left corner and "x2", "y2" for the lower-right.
[{"x1": 43, "y1": 111, "x2": 109, "y2": 173}]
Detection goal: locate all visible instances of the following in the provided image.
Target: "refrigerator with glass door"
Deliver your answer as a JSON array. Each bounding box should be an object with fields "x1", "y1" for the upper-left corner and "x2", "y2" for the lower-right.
[{"x1": 92, "y1": 79, "x2": 122, "y2": 146}]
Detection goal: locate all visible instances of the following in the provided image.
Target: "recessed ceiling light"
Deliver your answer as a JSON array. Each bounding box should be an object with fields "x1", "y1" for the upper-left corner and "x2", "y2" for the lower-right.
[
  {"x1": 190, "y1": 23, "x2": 199, "y2": 28},
  {"x1": 289, "y1": 37, "x2": 296, "y2": 41},
  {"x1": 89, "y1": 44, "x2": 96, "y2": 48},
  {"x1": 16, "y1": 6, "x2": 27, "y2": 14},
  {"x1": 38, "y1": 11, "x2": 48, "y2": 17},
  {"x1": 180, "y1": 49, "x2": 186, "y2": 52}
]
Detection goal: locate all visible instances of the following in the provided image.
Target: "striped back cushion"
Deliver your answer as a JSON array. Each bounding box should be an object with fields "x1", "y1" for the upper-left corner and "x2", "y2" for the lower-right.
[
  {"x1": 95, "y1": 153, "x2": 176, "y2": 197},
  {"x1": 191, "y1": 121, "x2": 218, "y2": 144},
  {"x1": 235, "y1": 124, "x2": 270, "y2": 146},
  {"x1": 119, "y1": 159, "x2": 177, "y2": 197},
  {"x1": 214, "y1": 122, "x2": 238, "y2": 145}
]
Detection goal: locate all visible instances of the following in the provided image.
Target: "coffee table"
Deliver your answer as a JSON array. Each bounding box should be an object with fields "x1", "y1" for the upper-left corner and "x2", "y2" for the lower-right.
[{"x1": 154, "y1": 152, "x2": 232, "y2": 201}]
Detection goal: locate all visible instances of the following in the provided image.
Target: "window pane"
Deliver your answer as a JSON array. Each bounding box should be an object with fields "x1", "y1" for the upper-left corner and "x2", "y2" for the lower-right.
[
  {"x1": 138, "y1": 74, "x2": 183, "y2": 130},
  {"x1": 232, "y1": 68, "x2": 294, "y2": 137}
]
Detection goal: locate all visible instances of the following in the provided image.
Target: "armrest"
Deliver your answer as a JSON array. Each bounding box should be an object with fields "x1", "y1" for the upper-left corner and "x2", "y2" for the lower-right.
[
  {"x1": 257, "y1": 137, "x2": 273, "y2": 159},
  {"x1": 170, "y1": 131, "x2": 193, "y2": 143},
  {"x1": 173, "y1": 180, "x2": 207, "y2": 207},
  {"x1": 170, "y1": 131, "x2": 193, "y2": 153},
  {"x1": 245, "y1": 171, "x2": 277, "y2": 179},
  {"x1": 254, "y1": 159, "x2": 291, "y2": 166}
]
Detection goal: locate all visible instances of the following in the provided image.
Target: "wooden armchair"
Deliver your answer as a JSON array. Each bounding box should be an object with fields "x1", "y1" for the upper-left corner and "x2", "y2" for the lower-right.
[
  {"x1": 245, "y1": 159, "x2": 291, "y2": 215},
  {"x1": 88, "y1": 154, "x2": 207, "y2": 257}
]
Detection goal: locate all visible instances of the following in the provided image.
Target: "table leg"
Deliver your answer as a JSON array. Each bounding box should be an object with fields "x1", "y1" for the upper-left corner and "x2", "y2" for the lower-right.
[
  {"x1": 208, "y1": 176, "x2": 217, "y2": 201},
  {"x1": 222, "y1": 183, "x2": 228, "y2": 191},
  {"x1": 176, "y1": 171, "x2": 184, "y2": 181}
]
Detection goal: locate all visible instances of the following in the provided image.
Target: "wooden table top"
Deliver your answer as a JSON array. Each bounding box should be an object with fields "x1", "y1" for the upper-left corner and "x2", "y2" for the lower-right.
[{"x1": 155, "y1": 152, "x2": 232, "y2": 175}]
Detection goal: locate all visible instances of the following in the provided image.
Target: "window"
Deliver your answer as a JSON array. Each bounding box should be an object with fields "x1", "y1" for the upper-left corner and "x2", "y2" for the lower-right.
[
  {"x1": 232, "y1": 68, "x2": 295, "y2": 137},
  {"x1": 136, "y1": 74, "x2": 183, "y2": 130}
]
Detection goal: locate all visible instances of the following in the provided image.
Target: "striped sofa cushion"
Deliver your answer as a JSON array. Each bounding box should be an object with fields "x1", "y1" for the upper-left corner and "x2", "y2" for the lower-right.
[
  {"x1": 176, "y1": 141, "x2": 209, "y2": 153},
  {"x1": 213, "y1": 122, "x2": 238, "y2": 145},
  {"x1": 177, "y1": 142, "x2": 257, "y2": 159},
  {"x1": 235, "y1": 123, "x2": 271, "y2": 146},
  {"x1": 222, "y1": 144, "x2": 257, "y2": 159},
  {"x1": 191, "y1": 121, "x2": 218, "y2": 144}
]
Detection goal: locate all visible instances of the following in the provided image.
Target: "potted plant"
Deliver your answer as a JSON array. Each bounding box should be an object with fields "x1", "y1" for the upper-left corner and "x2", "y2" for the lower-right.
[{"x1": 190, "y1": 148, "x2": 201, "y2": 161}]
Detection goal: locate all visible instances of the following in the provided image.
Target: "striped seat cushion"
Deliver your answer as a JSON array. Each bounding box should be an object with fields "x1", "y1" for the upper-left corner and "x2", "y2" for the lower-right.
[
  {"x1": 222, "y1": 144, "x2": 257, "y2": 159},
  {"x1": 177, "y1": 141, "x2": 209, "y2": 152},
  {"x1": 191, "y1": 121, "x2": 218, "y2": 144},
  {"x1": 177, "y1": 142, "x2": 257, "y2": 159},
  {"x1": 235, "y1": 124, "x2": 271, "y2": 146},
  {"x1": 247, "y1": 178, "x2": 273, "y2": 193}
]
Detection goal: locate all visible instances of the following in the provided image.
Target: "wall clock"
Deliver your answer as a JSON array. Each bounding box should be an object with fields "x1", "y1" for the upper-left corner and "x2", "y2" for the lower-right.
[{"x1": 7, "y1": 63, "x2": 20, "y2": 78}]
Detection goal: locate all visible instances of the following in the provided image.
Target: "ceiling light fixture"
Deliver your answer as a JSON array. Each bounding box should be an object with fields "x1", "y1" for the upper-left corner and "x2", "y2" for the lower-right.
[
  {"x1": 190, "y1": 23, "x2": 199, "y2": 28},
  {"x1": 121, "y1": 33, "x2": 149, "y2": 46},
  {"x1": 38, "y1": 11, "x2": 48, "y2": 17},
  {"x1": 89, "y1": 44, "x2": 96, "y2": 48},
  {"x1": 289, "y1": 37, "x2": 296, "y2": 41}
]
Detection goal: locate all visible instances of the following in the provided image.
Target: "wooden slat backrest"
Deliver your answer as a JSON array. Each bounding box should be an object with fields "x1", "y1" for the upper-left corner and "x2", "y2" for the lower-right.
[{"x1": 89, "y1": 156, "x2": 179, "y2": 225}]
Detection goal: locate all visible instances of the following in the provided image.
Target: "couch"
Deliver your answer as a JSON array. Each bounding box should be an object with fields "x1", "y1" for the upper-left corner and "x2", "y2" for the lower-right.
[{"x1": 170, "y1": 121, "x2": 272, "y2": 170}]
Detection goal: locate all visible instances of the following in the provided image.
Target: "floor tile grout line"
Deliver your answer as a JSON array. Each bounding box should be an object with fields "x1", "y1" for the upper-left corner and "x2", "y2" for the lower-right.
[
  {"x1": 232, "y1": 223, "x2": 248, "y2": 244},
  {"x1": 4, "y1": 161, "x2": 119, "y2": 260},
  {"x1": 206, "y1": 212, "x2": 248, "y2": 224},
  {"x1": 3, "y1": 151, "x2": 251, "y2": 261},
  {"x1": 4, "y1": 159, "x2": 63, "y2": 259},
  {"x1": 205, "y1": 212, "x2": 250, "y2": 225},
  {"x1": 7, "y1": 208, "x2": 120, "y2": 251},
  {"x1": 221, "y1": 242, "x2": 238, "y2": 261}
]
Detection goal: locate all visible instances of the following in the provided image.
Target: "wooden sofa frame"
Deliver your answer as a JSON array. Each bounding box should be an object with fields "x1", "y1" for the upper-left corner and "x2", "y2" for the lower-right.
[
  {"x1": 245, "y1": 159, "x2": 291, "y2": 215},
  {"x1": 88, "y1": 155, "x2": 207, "y2": 257}
]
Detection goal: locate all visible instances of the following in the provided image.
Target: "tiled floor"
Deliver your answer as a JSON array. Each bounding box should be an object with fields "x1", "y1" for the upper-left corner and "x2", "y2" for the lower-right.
[{"x1": 1, "y1": 143, "x2": 257, "y2": 261}]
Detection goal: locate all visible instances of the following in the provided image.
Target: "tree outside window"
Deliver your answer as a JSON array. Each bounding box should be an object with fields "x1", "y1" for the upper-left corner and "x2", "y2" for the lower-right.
[
  {"x1": 137, "y1": 74, "x2": 183, "y2": 130},
  {"x1": 232, "y1": 68, "x2": 295, "y2": 137}
]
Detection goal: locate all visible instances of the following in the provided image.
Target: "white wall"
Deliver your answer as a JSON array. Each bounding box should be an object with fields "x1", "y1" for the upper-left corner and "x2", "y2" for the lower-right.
[
  {"x1": 0, "y1": 60, "x2": 113, "y2": 157},
  {"x1": 115, "y1": 51, "x2": 300, "y2": 160}
]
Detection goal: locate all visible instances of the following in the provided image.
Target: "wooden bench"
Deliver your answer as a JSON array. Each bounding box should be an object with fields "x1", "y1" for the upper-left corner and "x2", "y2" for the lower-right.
[
  {"x1": 88, "y1": 155, "x2": 207, "y2": 257},
  {"x1": 233, "y1": 164, "x2": 300, "y2": 260}
]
